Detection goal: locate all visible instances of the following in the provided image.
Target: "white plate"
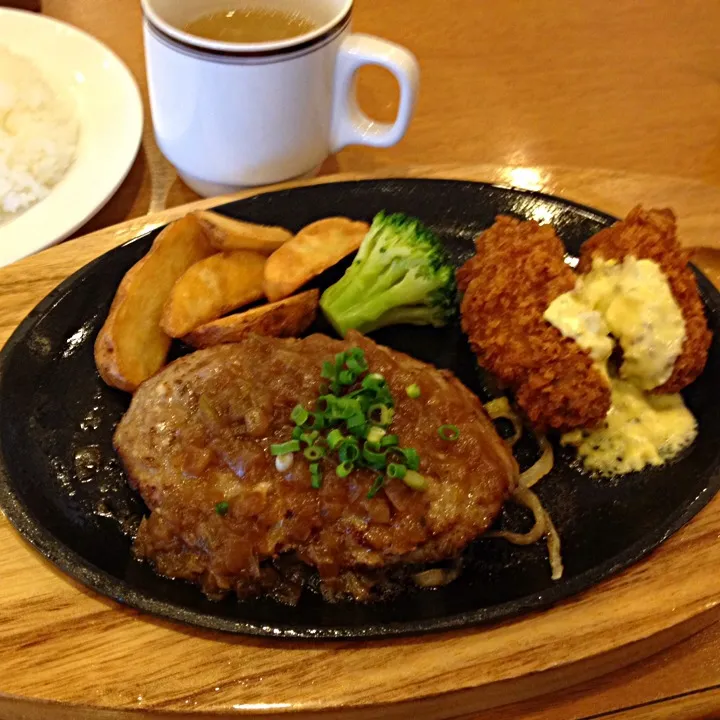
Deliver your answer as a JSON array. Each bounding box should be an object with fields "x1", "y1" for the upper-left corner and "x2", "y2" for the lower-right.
[{"x1": 0, "y1": 10, "x2": 143, "y2": 267}]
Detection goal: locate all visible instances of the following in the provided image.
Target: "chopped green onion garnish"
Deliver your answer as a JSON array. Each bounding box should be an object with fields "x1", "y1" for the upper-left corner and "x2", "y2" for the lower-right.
[
  {"x1": 346, "y1": 355, "x2": 368, "y2": 373},
  {"x1": 367, "y1": 475, "x2": 385, "y2": 499},
  {"x1": 368, "y1": 403, "x2": 394, "y2": 426},
  {"x1": 338, "y1": 369, "x2": 357, "y2": 385},
  {"x1": 438, "y1": 424, "x2": 460, "y2": 441},
  {"x1": 298, "y1": 411, "x2": 315, "y2": 428},
  {"x1": 363, "y1": 446, "x2": 387, "y2": 468},
  {"x1": 304, "y1": 445, "x2": 326, "y2": 461},
  {"x1": 215, "y1": 500, "x2": 229, "y2": 515},
  {"x1": 315, "y1": 395, "x2": 334, "y2": 413},
  {"x1": 346, "y1": 411, "x2": 366, "y2": 428},
  {"x1": 291, "y1": 405, "x2": 309, "y2": 425},
  {"x1": 406, "y1": 383, "x2": 421, "y2": 399},
  {"x1": 309, "y1": 412, "x2": 326, "y2": 430},
  {"x1": 348, "y1": 422, "x2": 368, "y2": 438},
  {"x1": 271, "y1": 440, "x2": 300, "y2": 455},
  {"x1": 310, "y1": 462, "x2": 322, "y2": 489},
  {"x1": 366, "y1": 426, "x2": 386, "y2": 444},
  {"x1": 338, "y1": 440, "x2": 360, "y2": 463},
  {"x1": 362, "y1": 374, "x2": 386, "y2": 391},
  {"x1": 400, "y1": 447, "x2": 420, "y2": 470},
  {"x1": 403, "y1": 470, "x2": 428, "y2": 491},
  {"x1": 276, "y1": 351, "x2": 432, "y2": 494},
  {"x1": 300, "y1": 430, "x2": 319, "y2": 446},
  {"x1": 327, "y1": 428, "x2": 345, "y2": 450},
  {"x1": 331, "y1": 397, "x2": 359, "y2": 419}
]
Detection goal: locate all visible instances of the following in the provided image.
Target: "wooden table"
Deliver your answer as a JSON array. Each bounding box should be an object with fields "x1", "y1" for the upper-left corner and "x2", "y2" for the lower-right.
[
  {"x1": 41, "y1": 0, "x2": 720, "y2": 236},
  {"x1": 1, "y1": 1, "x2": 720, "y2": 718}
]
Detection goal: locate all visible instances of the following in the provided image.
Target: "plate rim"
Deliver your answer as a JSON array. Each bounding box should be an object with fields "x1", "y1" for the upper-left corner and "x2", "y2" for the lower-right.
[
  {"x1": 0, "y1": 8, "x2": 144, "y2": 267},
  {"x1": 1, "y1": 177, "x2": 719, "y2": 640}
]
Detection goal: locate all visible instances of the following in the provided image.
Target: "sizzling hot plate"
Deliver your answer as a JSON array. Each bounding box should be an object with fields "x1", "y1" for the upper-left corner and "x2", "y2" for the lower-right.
[{"x1": 0, "y1": 179, "x2": 718, "y2": 640}]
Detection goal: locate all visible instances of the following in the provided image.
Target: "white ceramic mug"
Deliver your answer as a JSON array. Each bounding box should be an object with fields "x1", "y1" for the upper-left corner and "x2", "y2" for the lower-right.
[{"x1": 141, "y1": 0, "x2": 420, "y2": 196}]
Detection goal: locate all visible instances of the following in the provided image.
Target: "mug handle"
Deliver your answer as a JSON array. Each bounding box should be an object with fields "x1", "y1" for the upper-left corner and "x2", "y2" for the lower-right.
[{"x1": 330, "y1": 34, "x2": 420, "y2": 152}]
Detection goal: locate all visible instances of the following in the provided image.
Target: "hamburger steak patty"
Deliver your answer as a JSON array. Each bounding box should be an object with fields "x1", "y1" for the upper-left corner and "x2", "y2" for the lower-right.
[{"x1": 115, "y1": 332, "x2": 518, "y2": 603}]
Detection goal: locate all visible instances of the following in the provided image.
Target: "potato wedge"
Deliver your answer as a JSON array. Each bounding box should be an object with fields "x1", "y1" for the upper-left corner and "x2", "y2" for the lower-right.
[
  {"x1": 161, "y1": 250, "x2": 267, "y2": 337},
  {"x1": 263, "y1": 217, "x2": 369, "y2": 302},
  {"x1": 184, "y1": 289, "x2": 320, "y2": 348},
  {"x1": 94, "y1": 215, "x2": 214, "y2": 392},
  {"x1": 193, "y1": 210, "x2": 292, "y2": 254}
]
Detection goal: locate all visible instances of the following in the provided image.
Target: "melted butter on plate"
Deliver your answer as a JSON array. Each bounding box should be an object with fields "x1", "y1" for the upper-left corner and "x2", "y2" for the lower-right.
[{"x1": 544, "y1": 255, "x2": 696, "y2": 475}]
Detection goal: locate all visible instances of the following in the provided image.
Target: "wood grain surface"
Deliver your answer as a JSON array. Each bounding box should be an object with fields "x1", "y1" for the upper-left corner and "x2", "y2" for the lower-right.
[
  {"x1": 1, "y1": 166, "x2": 720, "y2": 720},
  {"x1": 39, "y1": 0, "x2": 720, "y2": 238}
]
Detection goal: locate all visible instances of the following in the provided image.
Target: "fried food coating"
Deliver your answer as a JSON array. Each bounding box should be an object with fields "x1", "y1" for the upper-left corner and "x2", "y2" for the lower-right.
[
  {"x1": 459, "y1": 216, "x2": 612, "y2": 431},
  {"x1": 578, "y1": 206, "x2": 711, "y2": 393}
]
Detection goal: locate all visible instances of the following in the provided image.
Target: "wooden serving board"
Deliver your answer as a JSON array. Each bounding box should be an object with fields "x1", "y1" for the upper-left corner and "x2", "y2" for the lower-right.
[{"x1": 1, "y1": 165, "x2": 720, "y2": 720}]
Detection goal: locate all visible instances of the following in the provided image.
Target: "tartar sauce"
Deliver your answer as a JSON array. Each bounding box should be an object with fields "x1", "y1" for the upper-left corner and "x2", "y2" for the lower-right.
[
  {"x1": 543, "y1": 293, "x2": 612, "y2": 365},
  {"x1": 544, "y1": 255, "x2": 696, "y2": 475},
  {"x1": 561, "y1": 379, "x2": 697, "y2": 475},
  {"x1": 545, "y1": 257, "x2": 685, "y2": 389}
]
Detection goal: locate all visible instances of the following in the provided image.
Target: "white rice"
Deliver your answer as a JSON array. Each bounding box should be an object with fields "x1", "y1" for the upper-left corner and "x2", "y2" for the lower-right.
[{"x1": 0, "y1": 48, "x2": 79, "y2": 223}]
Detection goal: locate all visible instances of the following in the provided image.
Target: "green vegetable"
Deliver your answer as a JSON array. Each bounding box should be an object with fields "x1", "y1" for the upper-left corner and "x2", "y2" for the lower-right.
[
  {"x1": 338, "y1": 440, "x2": 360, "y2": 463},
  {"x1": 398, "y1": 447, "x2": 420, "y2": 470},
  {"x1": 300, "y1": 430, "x2": 319, "y2": 446},
  {"x1": 367, "y1": 475, "x2": 385, "y2": 499},
  {"x1": 346, "y1": 354, "x2": 368, "y2": 373},
  {"x1": 327, "y1": 428, "x2": 345, "y2": 450},
  {"x1": 310, "y1": 463, "x2": 322, "y2": 489},
  {"x1": 320, "y1": 211, "x2": 457, "y2": 336},
  {"x1": 403, "y1": 470, "x2": 428, "y2": 491},
  {"x1": 338, "y1": 369, "x2": 357, "y2": 385},
  {"x1": 348, "y1": 421, "x2": 368, "y2": 439},
  {"x1": 309, "y1": 412, "x2": 326, "y2": 430},
  {"x1": 304, "y1": 445, "x2": 326, "y2": 460},
  {"x1": 368, "y1": 403, "x2": 394, "y2": 426},
  {"x1": 315, "y1": 395, "x2": 334, "y2": 413},
  {"x1": 438, "y1": 424, "x2": 460, "y2": 441},
  {"x1": 362, "y1": 446, "x2": 387, "y2": 468},
  {"x1": 406, "y1": 383, "x2": 421, "y2": 399},
  {"x1": 215, "y1": 501, "x2": 230, "y2": 515},
  {"x1": 270, "y1": 440, "x2": 300, "y2": 455},
  {"x1": 291, "y1": 405, "x2": 309, "y2": 425},
  {"x1": 270, "y1": 345, "x2": 436, "y2": 496},
  {"x1": 366, "y1": 426, "x2": 386, "y2": 444},
  {"x1": 362, "y1": 373, "x2": 386, "y2": 390}
]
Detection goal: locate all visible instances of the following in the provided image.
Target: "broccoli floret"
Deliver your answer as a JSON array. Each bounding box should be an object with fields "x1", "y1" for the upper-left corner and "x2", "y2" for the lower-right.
[{"x1": 320, "y1": 211, "x2": 457, "y2": 336}]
